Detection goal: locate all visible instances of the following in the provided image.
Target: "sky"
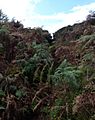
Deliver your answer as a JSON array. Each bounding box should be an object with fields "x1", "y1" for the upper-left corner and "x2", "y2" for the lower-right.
[{"x1": 0, "y1": 0, "x2": 95, "y2": 33}]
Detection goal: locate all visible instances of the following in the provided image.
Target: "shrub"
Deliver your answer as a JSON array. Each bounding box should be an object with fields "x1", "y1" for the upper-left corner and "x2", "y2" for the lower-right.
[{"x1": 86, "y1": 11, "x2": 95, "y2": 25}]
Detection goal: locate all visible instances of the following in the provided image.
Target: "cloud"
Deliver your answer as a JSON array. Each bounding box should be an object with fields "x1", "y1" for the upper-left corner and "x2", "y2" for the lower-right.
[
  {"x1": 23, "y1": 2, "x2": 95, "y2": 33},
  {"x1": 0, "y1": 1, "x2": 95, "y2": 33},
  {"x1": 71, "y1": 2, "x2": 95, "y2": 11},
  {"x1": 0, "y1": 0, "x2": 42, "y2": 20}
]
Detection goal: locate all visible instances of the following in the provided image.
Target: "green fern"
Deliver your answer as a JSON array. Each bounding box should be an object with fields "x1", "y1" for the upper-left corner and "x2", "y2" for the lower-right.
[
  {"x1": 52, "y1": 59, "x2": 82, "y2": 89},
  {"x1": 16, "y1": 89, "x2": 26, "y2": 98},
  {"x1": 0, "y1": 89, "x2": 5, "y2": 97},
  {"x1": 32, "y1": 42, "x2": 52, "y2": 63}
]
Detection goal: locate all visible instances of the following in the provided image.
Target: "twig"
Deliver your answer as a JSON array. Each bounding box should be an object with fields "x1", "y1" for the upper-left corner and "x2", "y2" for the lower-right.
[
  {"x1": 32, "y1": 85, "x2": 49, "y2": 103},
  {"x1": 33, "y1": 96, "x2": 49, "y2": 112}
]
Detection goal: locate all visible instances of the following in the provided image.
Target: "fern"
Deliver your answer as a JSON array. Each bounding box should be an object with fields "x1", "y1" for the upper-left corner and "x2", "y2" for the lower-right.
[
  {"x1": 77, "y1": 34, "x2": 95, "y2": 52},
  {"x1": 0, "y1": 43, "x2": 4, "y2": 53},
  {"x1": 52, "y1": 59, "x2": 82, "y2": 89},
  {"x1": 47, "y1": 62, "x2": 54, "y2": 84},
  {"x1": 16, "y1": 89, "x2": 26, "y2": 98},
  {"x1": 32, "y1": 42, "x2": 52, "y2": 63},
  {"x1": 0, "y1": 89, "x2": 5, "y2": 97},
  {"x1": 40, "y1": 63, "x2": 48, "y2": 83},
  {"x1": 33, "y1": 65, "x2": 41, "y2": 83},
  {"x1": 22, "y1": 58, "x2": 37, "y2": 84}
]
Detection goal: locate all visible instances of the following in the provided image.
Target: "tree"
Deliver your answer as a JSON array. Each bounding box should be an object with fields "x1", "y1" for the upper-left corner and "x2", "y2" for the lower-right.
[{"x1": 0, "y1": 9, "x2": 8, "y2": 23}]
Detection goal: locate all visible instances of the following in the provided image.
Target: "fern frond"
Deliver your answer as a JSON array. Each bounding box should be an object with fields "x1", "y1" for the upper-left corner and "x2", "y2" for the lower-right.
[{"x1": 40, "y1": 63, "x2": 48, "y2": 83}]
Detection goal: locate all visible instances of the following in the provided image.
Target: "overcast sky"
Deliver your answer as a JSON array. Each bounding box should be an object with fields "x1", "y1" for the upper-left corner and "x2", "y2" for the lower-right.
[{"x1": 0, "y1": 0, "x2": 95, "y2": 33}]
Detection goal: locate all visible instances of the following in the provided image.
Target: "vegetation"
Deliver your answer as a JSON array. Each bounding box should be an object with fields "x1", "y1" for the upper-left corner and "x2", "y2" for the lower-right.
[
  {"x1": 86, "y1": 11, "x2": 95, "y2": 25},
  {"x1": 0, "y1": 10, "x2": 95, "y2": 120}
]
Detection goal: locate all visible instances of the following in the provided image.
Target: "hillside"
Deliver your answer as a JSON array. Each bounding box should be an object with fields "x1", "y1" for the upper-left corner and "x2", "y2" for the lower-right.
[{"x1": 0, "y1": 10, "x2": 95, "y2": 120}]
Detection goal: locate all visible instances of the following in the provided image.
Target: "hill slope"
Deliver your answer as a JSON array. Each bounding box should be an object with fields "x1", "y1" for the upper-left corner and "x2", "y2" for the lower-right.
[{"x1": 0, "y1": 12, "x2": 95, "y2": 120}]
